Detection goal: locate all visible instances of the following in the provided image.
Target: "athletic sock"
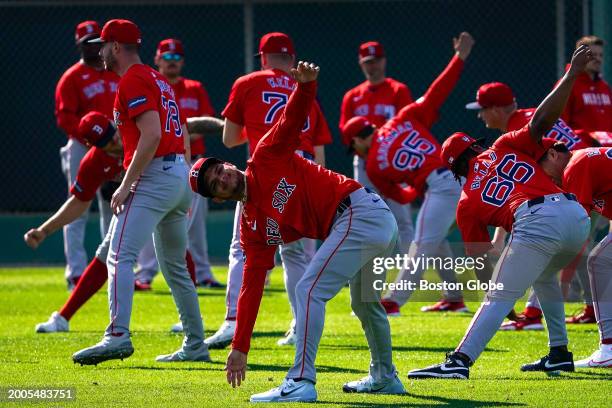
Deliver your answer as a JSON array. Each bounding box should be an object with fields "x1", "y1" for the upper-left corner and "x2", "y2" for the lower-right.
[
  {"x1": 601, "y1": 338, "x2": 612, "y2": 345},
  {"x1": 550, "y1": 345, "x2": 569, "y2": 355},
  {"x1": 59, "y1": 257, "x2": 108, "y2": 320}
]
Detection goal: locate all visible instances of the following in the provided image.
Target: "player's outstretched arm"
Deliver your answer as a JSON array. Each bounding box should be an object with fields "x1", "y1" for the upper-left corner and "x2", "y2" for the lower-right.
[
  {"x1": 187, "y1": 116, "x2": 224, "y2": 135},
  {"x1": 530, "y1": 45, "x2": 592, "y2": 142},
  {"x1": 23, "y1": 196, "x2": 91, "y2": 249}
]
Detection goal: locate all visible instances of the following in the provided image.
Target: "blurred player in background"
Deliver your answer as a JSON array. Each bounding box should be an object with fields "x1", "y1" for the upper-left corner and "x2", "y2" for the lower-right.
[
  {"x1": 206, "y1": 32, "x2": 332, "y2": 349},
  {"x1": 408, "y1": 46, "x2": 592, "y2": 379},
  {"x1": 135, "y1": 38, "x2": 224, "y2": 292},
  {"x1": 72, "y1": 19, "x2": 208, "y2": 365},
  {"x1": 342, "y1": 33, "x2": 475, "y2": 315},
  {"x1": 339, "y1": 41, "x2": 415, "y2": 262},
  {"x1": 55, "y1": 20, "x2": 119, "y2": 289}
]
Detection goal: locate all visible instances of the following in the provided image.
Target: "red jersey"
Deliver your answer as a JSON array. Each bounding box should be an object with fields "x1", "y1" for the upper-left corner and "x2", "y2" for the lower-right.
[
  {"x1": 70, "y1": 147, "x2": 123, "y2": 202},
  {"x1": 563, "y1": 147, "x2": 612, "y2": 219},
  {"x1": 232, "y1": 81, "x2": 361, "y2": 353},
  {"x1": 457, "y1": 125, "x2": 563, "y2": 255},
  {"x1": 507, "y1": 108, "x2": 587, "y2": 150},
  {"x1": 172, "y1": 77, "x2": 215, "y2": 156},
  {"x1": 365, "y1": 55, "x2": 464, "y2": 204},
  {"x1": 560, "y1": 70, "x2": 612, "y2": 132},
  {"x1": 339, "y1": 77, "x2": 413, "y2": 145},
  {"x1": 55, "y1": 62, "x2": 119, "y2": 142},
  {"x1": 222, "y1": 69, "x2": 332, "y2": 156},
  {"x1": 114, "y1": 64, "x2": 186, "y2": 168}
]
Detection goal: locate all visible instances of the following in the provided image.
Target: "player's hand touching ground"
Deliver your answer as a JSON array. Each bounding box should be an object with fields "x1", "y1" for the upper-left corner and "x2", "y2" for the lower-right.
[
  {"x1": 225, "y1": 349, "x2": 247, "y2": 388},
  {"x1": 24, "y1": 229, "x2": 46, "y2": 249},
  {"x1": 454, "y1": 32, "x2": 475, "y2": 61},
  {"x1": 291, "y1": 61, "x2": 320, "y2": 83},
  {"x1": 568, "y1": 44, "x2": 593, "y2": 77}
]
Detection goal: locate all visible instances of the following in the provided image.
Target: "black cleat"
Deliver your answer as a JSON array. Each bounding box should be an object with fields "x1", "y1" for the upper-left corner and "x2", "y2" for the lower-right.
[
  {"x1": 521, "y1": 351, "x2": 574, "y2": 373},
  {"x1": 408, "y1": 352, "x2": 470, "y2": 379}
]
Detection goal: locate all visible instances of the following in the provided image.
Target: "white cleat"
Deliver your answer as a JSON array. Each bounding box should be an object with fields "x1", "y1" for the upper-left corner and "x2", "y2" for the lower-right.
[
  {"x1": 35, "y1": 312, "x2": 69, "y2": 333},
  {"x1": 155, "y1": 341, "x2": 211, "y2": 362},
  {"x1": 170, "y1": 321, "x2": 183, "y2": 333},
  {"x1": 204, "y1": 320, "x2": 235, "y2": 349},
  {"x1": 72, "y1": 333, "x2": 134, "y2": 366},
  {"x1": 342, "y1": 374, "x2": 406, "y2": 394},
  {"x1": 250, "y1": 379, "x2": 317, "y2": 403},
  {"x1": 277, "y1": 328, "x2": 297, "y2": 346},
  {"x1": 575, "y1": 344, "x2": 612, "y2": 368}
]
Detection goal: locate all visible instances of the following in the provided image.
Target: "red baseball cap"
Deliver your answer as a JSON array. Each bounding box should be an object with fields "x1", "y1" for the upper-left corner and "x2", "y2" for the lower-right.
[
  {"x1": 156, "y1": 38, "x2": 184, "y2": 56},
  {"x1": 90, "y1": 19, "x2": 141, "y2": 45},
  {"x1": 75, "y1": 20, "x2": 101, "y2": 44},
  {"x1": 256, "y1": 32, "x2": 295, "y2": 56},
  {"x1": 359, "y1": 41, "x2": 385, "y2": 62},
  {"x1": 441, "y1": 132, "x2": 478, "y2": 167},
  {"x1": 341, "y1": 116, "x2": 374, "y2": 146},
  {"x1": 78, "y1": 111, "x2": 116, "y2": 148},
  {"x1": 466, "y1": 82, "x2": 515, "y2": 110},
  {"x1": 189, "y1": 157, "x2": 224, "y2": 197}
]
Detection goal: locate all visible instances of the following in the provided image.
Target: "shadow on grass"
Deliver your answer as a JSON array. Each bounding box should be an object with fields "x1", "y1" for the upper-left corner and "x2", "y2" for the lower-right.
[
  {"x1": 319, "y1": 344, "x2": 506, "y2": 354},
  {"x1": 151, "y1": 291, "x2": 226, "y2": 297},
  {"x1": 113, "y1": 362, "x2": 362, "y2": 374},
  {"x1": 319, "y1": 392, "x2": 526, "y2": 407}
]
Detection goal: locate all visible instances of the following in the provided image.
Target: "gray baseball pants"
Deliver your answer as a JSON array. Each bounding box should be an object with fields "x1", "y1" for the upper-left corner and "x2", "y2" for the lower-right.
[
  {"x1": 384, "y1": 168, "x2": 464, "y2": 304},
  {"x1": 105, "y1": 154, "x2": 204, "y2": 349},
  {"x1": 456, "y1": 194, "x2": 590, "y2": 362},
  {"x1": 588, "y1": 232, "x2": 612, "y2": 342},
  {"x1": 286, "y1": 188, "x2": 399, "y2": 383}
]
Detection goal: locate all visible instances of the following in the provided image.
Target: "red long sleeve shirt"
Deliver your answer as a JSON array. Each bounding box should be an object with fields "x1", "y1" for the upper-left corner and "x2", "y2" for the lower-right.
[
  {"x1": 55, "y1": 62, "x2": 119, "y2": 142},
  {"x1": 232, "y1": 81, "x2": 361, "y2": 354},
  {"x1": 365, "y1": 55, "x2": 464, "y2": 204}
]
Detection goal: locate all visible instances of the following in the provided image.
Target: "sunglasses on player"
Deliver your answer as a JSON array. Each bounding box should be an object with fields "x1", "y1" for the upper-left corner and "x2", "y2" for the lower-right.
[{"x1": 161, "y1": 53, "x2": 183, "y2": 61}]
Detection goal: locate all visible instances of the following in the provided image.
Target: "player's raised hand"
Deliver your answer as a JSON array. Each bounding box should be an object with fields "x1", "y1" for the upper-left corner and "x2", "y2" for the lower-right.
[
  {"x1": 454, "y1": 32, "x2": 475, "y2": 61},
  {"x1": 290, "y1": 61, "x2": 320, "y2": 83},
  {"x1": 225, "y1": 349, "x2": 248, "y2": 388},
  {"x1": 568, "y1": 44, "x2": 593, "y2": 76},
  {"x1": 24, "y1": 228, "x2": 46, "y2": 249}
]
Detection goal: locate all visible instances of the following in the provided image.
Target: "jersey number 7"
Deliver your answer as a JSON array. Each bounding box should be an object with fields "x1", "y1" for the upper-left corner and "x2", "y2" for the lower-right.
[{"x1": 262, "y1": 92, "x2": 310, "y2": 131}]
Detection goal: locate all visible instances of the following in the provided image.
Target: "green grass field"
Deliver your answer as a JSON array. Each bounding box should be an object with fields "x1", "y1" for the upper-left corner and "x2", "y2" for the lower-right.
[{"x1": 0, "y1": 266, "x2": 610, "y2": 407}]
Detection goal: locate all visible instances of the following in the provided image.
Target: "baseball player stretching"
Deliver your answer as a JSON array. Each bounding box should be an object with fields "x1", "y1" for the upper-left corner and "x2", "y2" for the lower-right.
[
  {"x1": 72, "y1": 19, "x2": 208, "y2": 365},
  {"x1": 55, "y1": 20, "x2": 119, "y2": 289},
  {"x1": 191, "y1": 62, "x2": 404, "y2": 402},
  {"x1": 408, "y1": 45, "x2": 592, "y2": 379},
  {"x1": 342, "y1": 33, "x2": 475, "y2": 315},
  {"x1": 538, "y1": 144, "x2": 612, "y2": 368},
  {"x1": 339, "y1": 41, "x2": 415, "y2": 267},
  {"x1": 136, "y1": 38, "x2": 223, "y2": 292},
  {"x1": 465, "y1": 81, "x2": 588, "y2": 331},
  {"x1": 206, "y1": 32, "x2": 332, "y2": 349}
]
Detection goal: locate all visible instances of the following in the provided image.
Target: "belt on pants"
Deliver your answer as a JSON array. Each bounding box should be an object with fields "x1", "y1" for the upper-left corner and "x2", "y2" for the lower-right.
[
  {"x1": 527, "y1": 192, "x2": 576, "y2": 208},
  {"x1": 162, "y1": 153, "x2": 177, "y2": 162},
  {"x1": 336, "y1": 187, "x2": 374, "y2": 215},
  {"x1": 302, "y1": 151, "x2": 314, "y2": 161},
  {"x1": 436, "y1": 167, "x2": 450, "y2": 175}
]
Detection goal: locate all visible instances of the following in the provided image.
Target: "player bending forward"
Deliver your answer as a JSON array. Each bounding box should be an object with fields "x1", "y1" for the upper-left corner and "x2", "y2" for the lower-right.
[
  {"x1": 190, "y1": 62, "x2": 404, "y2": 402},
  {"x1": 408, "y1": 45, "x2": 592, "y2": 379}
]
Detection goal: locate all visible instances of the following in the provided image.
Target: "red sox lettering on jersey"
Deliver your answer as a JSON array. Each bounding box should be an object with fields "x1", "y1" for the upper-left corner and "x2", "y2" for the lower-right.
[{"x1": 271, "y1": 177, "x2": 297, "y2": 213}]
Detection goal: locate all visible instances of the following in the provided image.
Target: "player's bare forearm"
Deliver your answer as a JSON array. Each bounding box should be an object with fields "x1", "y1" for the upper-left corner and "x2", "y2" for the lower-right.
[
  {"x1": 314, "y1": 145, "x2": 326, "y2": 167},
  {"x1": 223, "y1": 118, "x2": 247, "y2": 148},
  {"x1": 41, "y1": 196, "x2": 91, "y2": 236},
  {"x1": 530, "y1": 45, "x2": 592, "y2": 141},
  {"x1": 187, "y1": 116, "x2": 224, "y2": 135}
]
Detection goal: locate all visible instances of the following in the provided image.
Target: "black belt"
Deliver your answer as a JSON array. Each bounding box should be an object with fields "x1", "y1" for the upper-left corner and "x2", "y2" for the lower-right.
[
  {"x1": 162, "y1": 153, "x2": 177, "y2": 162},
  {"x1": 436, "y1": 167, "x2": 450, "y2": 175},
  {"x1": 527, "y1": 193, "x2": 576, "y2": 208},
  {"x1": 337, "y1": 195, "x2": 351, "y2": 215},
  {"x1": 303, "y1": 151, "x2": 314, "y2": 161}
]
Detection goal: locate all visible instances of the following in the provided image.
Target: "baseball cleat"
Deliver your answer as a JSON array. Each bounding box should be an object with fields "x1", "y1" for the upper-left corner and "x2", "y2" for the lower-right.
[
  {"x1": 381, "y1": 300, "x2": 401, "y2": 317},
  {"x1": 420, "y1": 300, "x2": 469, "y2": 313},
  {"x1": 72, "y1": 333, "x2": 134, "y2": 365},
  {"x1": 35, "y1": 311, "x2": 69, "y2": 333},
  {"x1": 170, "y1": 321, "x2": 183, "y2": 333},
  {"x1": 566, "y1": 305, "x2": 596, "y2": 324},
  {"x1": 67, "y1": 276, "x2": 81, "y2": 291},
  {"x1": 197, "y1": 278, "x2": 226, "y2": 289},
  {"x1": 277, "y1": 327, "x2": 297, "y2": 346},
  {"x1": 408, "y1": 352, "x2": 470, "y2": 379},
  {"x1": 204, "y1": 320, "x2": 235, "y2": 349},
  {"x1": 342, "y1": 374, "x2": 406, "y2": 394},
  {"x1": 574, "y1": 344, "x2": 612, "y2": 368},
  {"x1": 250, "y1": 379, "x2": 317, "y2": 403},
  {"x1": 155, "y1": 342, "x2": 211, "y2": 362},
  {"x1": 520, "y1": 350, "x2": 574, "y2": 373},
  {"x1": 500, "y1": 316, "x2": 544, "y2": 331},
  {"x1": 134, "y1": 279, "x2": 152, "y2": 291}
]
